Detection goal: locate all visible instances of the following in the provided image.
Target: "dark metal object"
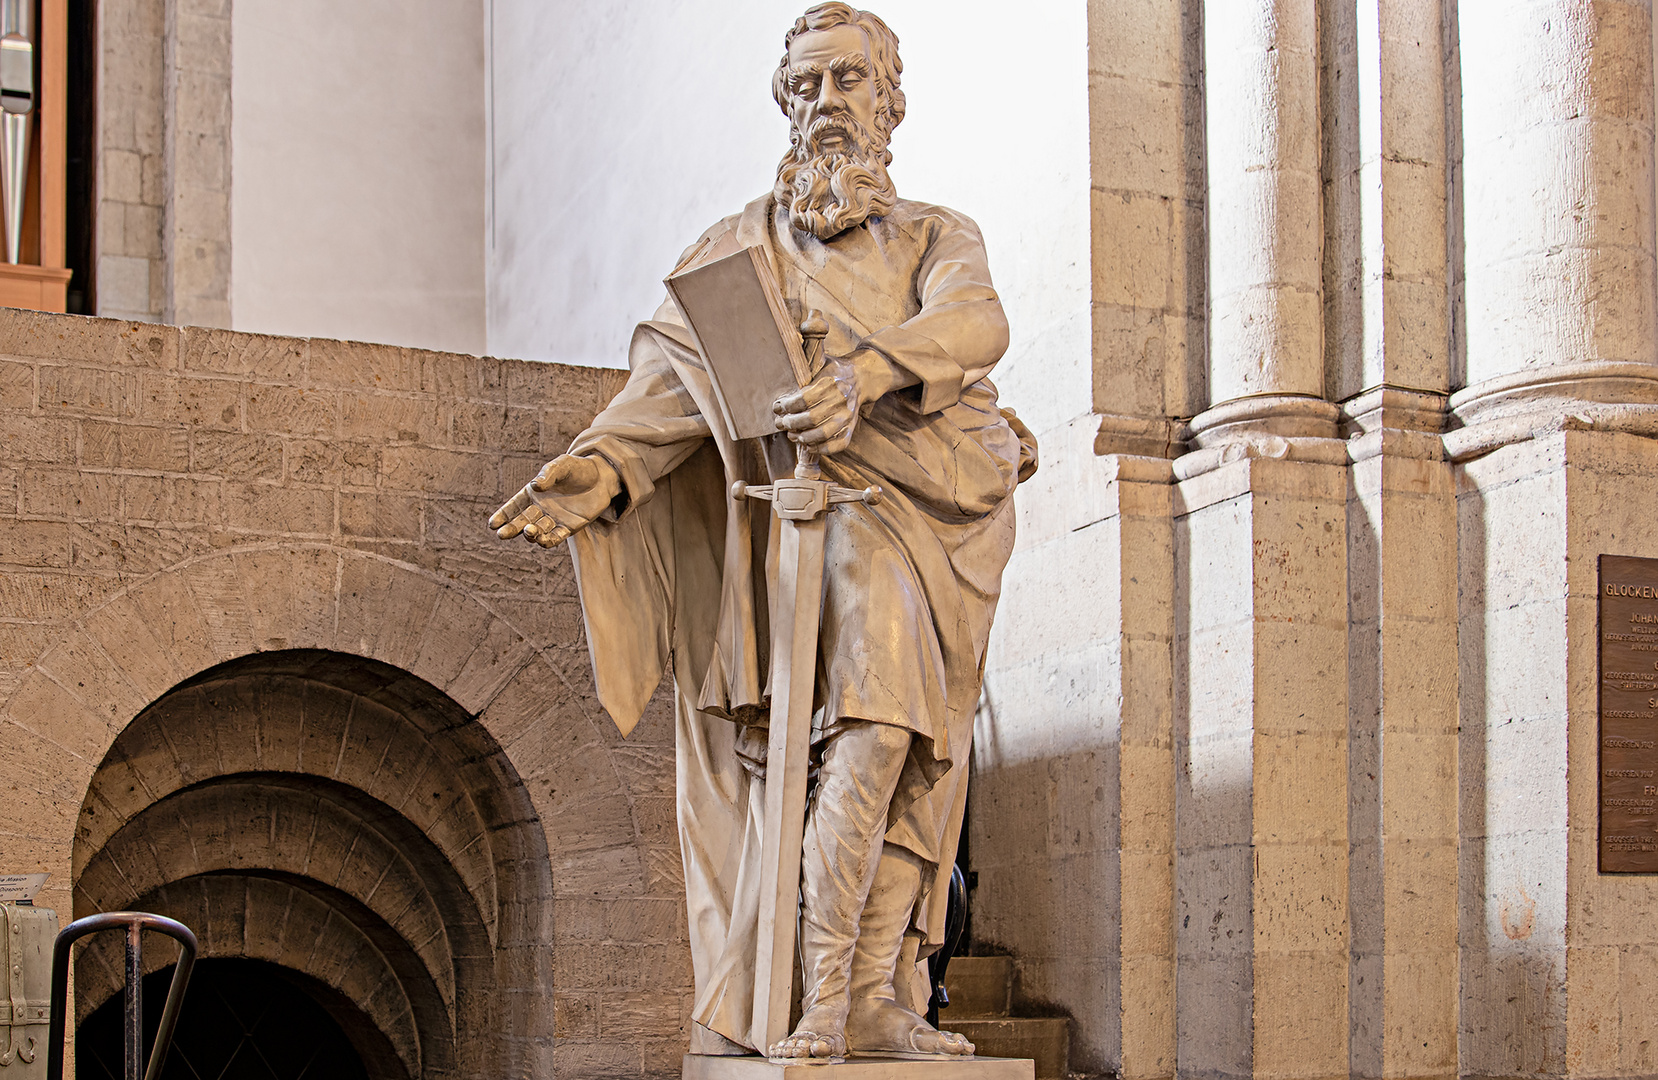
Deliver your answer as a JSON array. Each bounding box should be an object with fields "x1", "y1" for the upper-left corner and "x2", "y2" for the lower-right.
[
  {"x1": 925, "y1": 864, "x2": 969, "y2": 1027},
  {"x1": 45, "y1": 912, "x2": 197, "y2": 1080},
  {"x1": 1599, "y1": 554, "x2": 1658, "y2": 872}
]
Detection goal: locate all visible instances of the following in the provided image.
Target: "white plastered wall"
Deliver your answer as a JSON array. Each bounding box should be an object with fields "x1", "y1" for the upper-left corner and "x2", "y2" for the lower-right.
[{"x1": 230, "y1": 0, "x2": 488, "y2": 354}]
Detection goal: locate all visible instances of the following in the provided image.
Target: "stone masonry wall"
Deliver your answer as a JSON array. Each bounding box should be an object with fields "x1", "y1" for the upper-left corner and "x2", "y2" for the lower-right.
[{"x1": 0, "y1": 309, "x2": 701, "y2": 1077}]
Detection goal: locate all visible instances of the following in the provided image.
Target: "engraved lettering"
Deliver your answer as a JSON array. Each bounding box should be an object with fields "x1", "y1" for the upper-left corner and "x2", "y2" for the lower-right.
[{"x1": 1597, "y1": 555, "x2": 1658, "y2": 871}]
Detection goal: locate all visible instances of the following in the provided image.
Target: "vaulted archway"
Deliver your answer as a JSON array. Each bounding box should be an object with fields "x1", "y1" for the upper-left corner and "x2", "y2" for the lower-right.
[{"x1": 71, "y1": 650, "x2": 556, "y2": 1080}]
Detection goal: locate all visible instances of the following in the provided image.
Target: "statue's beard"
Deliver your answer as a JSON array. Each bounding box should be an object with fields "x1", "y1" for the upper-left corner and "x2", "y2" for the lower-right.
[{"x1": 775, "y1": 115, "x2": 897, "y2": 240}]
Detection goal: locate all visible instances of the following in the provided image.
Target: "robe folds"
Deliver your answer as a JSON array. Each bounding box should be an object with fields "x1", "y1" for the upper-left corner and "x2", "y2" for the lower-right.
[{"x1": 564, "y1": 193, "x2": 1033, "y2": 1051}]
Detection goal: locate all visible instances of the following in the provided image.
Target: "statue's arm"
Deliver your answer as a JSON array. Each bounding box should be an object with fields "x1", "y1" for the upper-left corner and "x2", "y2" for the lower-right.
[
  {"x1": 852, "y1": 211, "x2": 1010, "y2": 414},
  {"x1": 773, "y1": 212, "x2": 1010, "y2": 452}
]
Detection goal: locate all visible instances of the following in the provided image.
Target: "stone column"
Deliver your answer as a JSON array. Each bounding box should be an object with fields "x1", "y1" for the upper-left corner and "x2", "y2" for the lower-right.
[
  {"x1": 1452, "y1": 0, "x2": 1657, "y2": 449},
  {"x1": 1194, "y1": 0, "x2": 1336, "y2": 449},
  {"x1": 1336, "y1": 6, "x2": 1462, "y2": 1080},
  {"x1": 1090, "y1": 0, "x2": 1205, "y2": 459}
]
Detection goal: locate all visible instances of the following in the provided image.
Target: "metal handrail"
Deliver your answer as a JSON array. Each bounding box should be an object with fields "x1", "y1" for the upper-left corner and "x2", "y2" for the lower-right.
[
  {"x1": 926, "y1": 863, "x2": 969, "y2": 1026},
  {"x1": 45, "y1": 912, "x2": 197, "y2": 1080}
]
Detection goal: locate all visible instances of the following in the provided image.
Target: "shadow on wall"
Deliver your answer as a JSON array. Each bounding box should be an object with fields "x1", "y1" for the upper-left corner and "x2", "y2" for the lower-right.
[{"x1": 69, "y1": 649, "x2": 555, "y2": 1080}]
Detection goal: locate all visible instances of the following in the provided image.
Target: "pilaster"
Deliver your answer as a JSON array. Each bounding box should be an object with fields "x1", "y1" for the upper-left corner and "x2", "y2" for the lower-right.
[
  {"x1": 1345, "y1": 399, "x2": 1459, "y2": 1080},
  {"x1": 1117, "y1": 471, "x2": 1179, "y2": 1080},
  {"x1": 1174, "y1": 456, "x2": 1350, "y2": 1080}
]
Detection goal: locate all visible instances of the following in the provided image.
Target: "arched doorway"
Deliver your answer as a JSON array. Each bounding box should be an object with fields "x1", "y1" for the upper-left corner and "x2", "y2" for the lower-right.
[
  {"x1": 77, "y1": 959, "x2": 383, "y2": 1080},
  {"x1": 71, "y1": 650, "x2": 556, "y2": 1080}
]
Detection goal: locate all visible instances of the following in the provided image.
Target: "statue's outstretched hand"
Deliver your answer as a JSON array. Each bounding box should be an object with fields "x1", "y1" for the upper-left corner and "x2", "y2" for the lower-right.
[{"x1": 489, "y1": 454, "x2": 617, "y2": 548}]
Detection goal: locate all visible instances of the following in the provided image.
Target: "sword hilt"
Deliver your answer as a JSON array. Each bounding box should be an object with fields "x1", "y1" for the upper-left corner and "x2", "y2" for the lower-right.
[
  {"x1": 796, "y1": 312, "x2": 830, "y2": 479},
  {"x1": 732, "y1": 478, "x2": 882, "y2": 522}
]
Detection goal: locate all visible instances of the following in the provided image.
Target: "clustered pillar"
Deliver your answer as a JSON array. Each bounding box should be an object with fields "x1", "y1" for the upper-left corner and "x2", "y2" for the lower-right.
[
  {"x1": 1193, "y1": 0, "x2": 1337, "y2": 448},
  {"x1": 981, "y1": 1, "x2": 1658, "y2": 1078}
]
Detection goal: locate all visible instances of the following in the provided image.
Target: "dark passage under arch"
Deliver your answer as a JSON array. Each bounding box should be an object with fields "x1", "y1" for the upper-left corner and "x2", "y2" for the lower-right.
[{"x1": 77, "y1": 958, "x2": 392, "y2": 1080}]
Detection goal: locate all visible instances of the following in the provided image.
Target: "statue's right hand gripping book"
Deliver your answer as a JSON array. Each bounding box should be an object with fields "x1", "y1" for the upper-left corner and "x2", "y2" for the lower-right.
[{"x1": 665, "y1": 236, "x2": 812, "y2": 441}]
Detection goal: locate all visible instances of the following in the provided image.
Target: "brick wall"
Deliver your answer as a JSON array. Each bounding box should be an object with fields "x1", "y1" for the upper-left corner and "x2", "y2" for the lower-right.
[{"x1": 0, "y1": 309, "x2": 696, "y2": 1077}]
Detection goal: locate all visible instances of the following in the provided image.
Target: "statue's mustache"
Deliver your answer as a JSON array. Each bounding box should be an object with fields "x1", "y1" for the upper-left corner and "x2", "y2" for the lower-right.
[{"x1": 799, "y1": 114, "x2": 876, "y2": 156}]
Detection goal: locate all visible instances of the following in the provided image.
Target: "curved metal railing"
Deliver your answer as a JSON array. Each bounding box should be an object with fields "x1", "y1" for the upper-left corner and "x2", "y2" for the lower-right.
[
  {"x1": 926, "y1": 863, "x2": 969, "y2": 1026},
  {"x1": 45, "y1": 912, "x2": 197, "y2": 1080}
]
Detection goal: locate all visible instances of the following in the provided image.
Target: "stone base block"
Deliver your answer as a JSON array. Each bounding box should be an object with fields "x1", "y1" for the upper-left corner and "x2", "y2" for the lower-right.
[{"x1": 682, "y1": 1054, "x2": 1035, "y2": 1079}]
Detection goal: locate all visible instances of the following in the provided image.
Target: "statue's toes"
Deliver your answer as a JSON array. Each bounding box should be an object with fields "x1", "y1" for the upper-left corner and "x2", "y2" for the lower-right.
[
  {"x1": 912, "y1": 1028, "x2": 975, "y2": 1056},
  {"x1": 767, "y1": 1031, "x2": 845, "y2": 1059}
]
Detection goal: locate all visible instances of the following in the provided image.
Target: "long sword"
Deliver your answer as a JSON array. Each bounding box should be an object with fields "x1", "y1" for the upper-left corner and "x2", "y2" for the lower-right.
[{"x1": 735, "y1": 313, "x2": 880, "y2": 1054}]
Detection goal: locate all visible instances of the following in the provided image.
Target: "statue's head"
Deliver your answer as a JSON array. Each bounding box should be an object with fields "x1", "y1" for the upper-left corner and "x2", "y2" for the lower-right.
[{"x1": 772, "y1": 3, "x2": 904, "y2": 240}]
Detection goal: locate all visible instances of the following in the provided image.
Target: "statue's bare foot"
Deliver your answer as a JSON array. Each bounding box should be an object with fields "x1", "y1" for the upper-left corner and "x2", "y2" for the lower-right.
[
  {"x1": 767, "y1": 1005, "x2": 847, "y2": 1060},
  {"x1": 846, "y1": 999, "x2": 975, "y2": 1057}
]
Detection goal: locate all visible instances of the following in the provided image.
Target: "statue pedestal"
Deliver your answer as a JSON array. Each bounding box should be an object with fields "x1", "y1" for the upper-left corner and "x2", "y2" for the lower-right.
[{"x1": 682, "y1": 1055, "x2": 1035, "y2": 1079}]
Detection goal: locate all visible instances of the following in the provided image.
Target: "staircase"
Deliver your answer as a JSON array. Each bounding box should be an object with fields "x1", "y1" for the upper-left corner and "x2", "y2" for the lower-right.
[{"x1": 938, "y1": 955, "x2": 1069, "y2": 1078}]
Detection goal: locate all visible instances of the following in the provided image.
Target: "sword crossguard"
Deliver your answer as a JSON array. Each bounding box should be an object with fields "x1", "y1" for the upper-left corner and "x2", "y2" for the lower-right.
[{"x1": 731, "y1": 479, "x2": 882, "y2": 521}]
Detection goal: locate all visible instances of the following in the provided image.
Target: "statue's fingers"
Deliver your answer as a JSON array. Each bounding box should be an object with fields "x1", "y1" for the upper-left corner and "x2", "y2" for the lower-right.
[
  {"x1": 774, "y1": 389, "x2": 809, "y2": 415},
  {"x1": 775, "y1": 409, "x2": 818, "y2": 433},
  {"x1": 805, "y1": 397, "x2": 843, "y2": 426},
  {"x1": 788, "y1": 419, "x2": 841, "y2": 446},
  {"x1": 535, "y1": 524, "x2": 571, "y2": 548},
  {"x1": 491, "y1": 487, "x2": 534, "y2": 527},
  {"x1": 819, "y1": 420, "x2": 855, "y2": 454},
  {"x1": 800, "y1": 376, "x2": 841, "y2": 408},
  {"x1": 531, "y1": 457, "x2": 569, "y2": 492}
]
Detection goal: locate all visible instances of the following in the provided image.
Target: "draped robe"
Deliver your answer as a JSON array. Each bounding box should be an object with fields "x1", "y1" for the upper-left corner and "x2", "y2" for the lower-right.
[{"x1": 565, "y1": 193, "x2": 1028, "y2": 1050}]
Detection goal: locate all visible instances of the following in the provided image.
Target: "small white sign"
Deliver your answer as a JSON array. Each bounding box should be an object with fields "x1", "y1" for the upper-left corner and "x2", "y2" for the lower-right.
[{"x1": 0, "y1": 874, "x2": 49, "y2": 902}]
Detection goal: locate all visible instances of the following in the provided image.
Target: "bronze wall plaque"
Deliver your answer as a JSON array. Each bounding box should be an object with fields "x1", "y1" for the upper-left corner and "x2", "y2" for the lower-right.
[{"x1": 1599, "y1": 554, "x2": 1658, "y2": 871}]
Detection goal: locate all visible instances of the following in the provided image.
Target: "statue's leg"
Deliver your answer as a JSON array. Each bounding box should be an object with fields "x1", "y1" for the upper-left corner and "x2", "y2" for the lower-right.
[
  {"x1": 844, "y1": 846, "x2": 976, "y2": 1056},
  {"x1": 768, "y1": 719, "x2": 911, "y2": 1059}
]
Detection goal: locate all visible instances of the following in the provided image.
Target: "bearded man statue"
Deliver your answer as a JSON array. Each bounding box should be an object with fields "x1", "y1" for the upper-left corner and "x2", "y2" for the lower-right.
[{"x1": 491, "y1": 2, "x2": 1037, "y2": 1062}]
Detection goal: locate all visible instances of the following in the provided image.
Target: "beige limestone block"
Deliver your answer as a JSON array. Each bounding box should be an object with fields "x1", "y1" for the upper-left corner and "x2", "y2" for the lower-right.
[
  {"x1": 35, "y1": 625, "x2": 149, "y2": 729},
  {"x1": 1252, "y1": 843, "x2": 1348, "y2": 952},
  {"x1": 1565, "y1": 945, "x2": 1623, "y2": 1074},
  {"x1": 334, "y1": 556, "x2": 442, "y2": 668},
  {"x1": 1252, "y1": 949, "x2": 1347, "y2": 1078},
  {"x1": 1253, "y1": 734, "x2": 1348, "y2": 844},
  {"x1": 2, "y1": 671, "x2": 112, "y2": 764},
  {"x1": 1378, "y1": 948, "x2": 1458, "y2": 1073}
]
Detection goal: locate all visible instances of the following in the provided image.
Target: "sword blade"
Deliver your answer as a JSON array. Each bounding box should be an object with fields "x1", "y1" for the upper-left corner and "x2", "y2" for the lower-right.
[{"x1": 751, "y1": 511, "x2": 828, "y2": 1052}]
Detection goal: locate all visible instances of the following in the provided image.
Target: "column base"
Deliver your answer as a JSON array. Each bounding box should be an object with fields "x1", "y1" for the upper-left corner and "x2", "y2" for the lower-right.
[
  {"x1": 1095, "y1": 412, "x2": 1187, "y2": 458},
  {"x1": 1445, "y1": 360, "x2": 1658, "y2": 460},
  {"x1": 682, "y1": 1055, "x2": 1035, "y2": 1079},
  {"x1": 1187, "y1": 393, "x2": 1340, "y2": 446}
]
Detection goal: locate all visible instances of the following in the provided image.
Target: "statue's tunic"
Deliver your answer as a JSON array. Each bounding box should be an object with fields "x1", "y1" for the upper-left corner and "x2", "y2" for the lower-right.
[{"x1": 565, "y1": 193, "x2": 1024, "y2": 1049}]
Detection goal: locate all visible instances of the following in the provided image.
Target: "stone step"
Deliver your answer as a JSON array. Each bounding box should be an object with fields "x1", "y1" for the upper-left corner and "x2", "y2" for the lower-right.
[
  {"x1": 951, "y1": 1018, "x2": 1069, "y2": 1080},
  {"x1": 939, "y1": 955, "x2": 1013, "y2": 1017}
]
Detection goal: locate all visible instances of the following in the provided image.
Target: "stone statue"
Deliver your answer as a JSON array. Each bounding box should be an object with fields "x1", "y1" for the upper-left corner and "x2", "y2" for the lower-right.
[{"x1": 490, "y1": 2, "x2": 1036, "y2": 1062}]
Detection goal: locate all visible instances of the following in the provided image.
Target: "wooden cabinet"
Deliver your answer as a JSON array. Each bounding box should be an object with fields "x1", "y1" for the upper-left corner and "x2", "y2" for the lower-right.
[{"x1": 2, "y1": 0, "x2": 69, "y2": 312}]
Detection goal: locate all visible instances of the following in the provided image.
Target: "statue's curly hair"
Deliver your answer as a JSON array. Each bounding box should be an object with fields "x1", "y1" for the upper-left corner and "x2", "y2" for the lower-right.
[{"x1": 771, "y1": 3, "x2": 906, "y2": 156}]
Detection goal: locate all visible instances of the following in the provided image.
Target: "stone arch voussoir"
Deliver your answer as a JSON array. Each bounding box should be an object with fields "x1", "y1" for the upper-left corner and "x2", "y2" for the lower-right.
[{"x1": 3, "y1": 544, "x2": 612, "y2": 914}]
